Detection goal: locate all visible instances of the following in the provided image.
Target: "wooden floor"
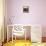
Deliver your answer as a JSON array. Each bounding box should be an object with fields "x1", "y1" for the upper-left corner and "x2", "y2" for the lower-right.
[
  {"x1": 3, "y1": 40, "x2": 46, "y2": 46},
  {"x1": 2, "y1": 37, "x2": 46, "y2": 46},
  {"x1": 3, "y1": 40, "x2": 31, "y2": 46}
]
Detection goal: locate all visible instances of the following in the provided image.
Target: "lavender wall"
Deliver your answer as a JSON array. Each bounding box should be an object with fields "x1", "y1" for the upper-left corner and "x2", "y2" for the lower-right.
[{"x1": 7, "y1": 0, "x2": 46, "y2": 37}]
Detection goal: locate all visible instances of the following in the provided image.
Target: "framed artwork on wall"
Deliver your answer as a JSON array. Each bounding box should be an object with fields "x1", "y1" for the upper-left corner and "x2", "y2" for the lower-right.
[{"x1": 23, "y1": 6, "x2": 29, "y2": 13}]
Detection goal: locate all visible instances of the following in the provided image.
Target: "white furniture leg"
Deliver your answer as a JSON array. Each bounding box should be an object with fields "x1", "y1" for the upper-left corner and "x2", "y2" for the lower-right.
[
  {"x1": 7, "y1": 26, "x2": 8, "y2": 43},
  {"x1": 12, "y1": 28, "x2": 13, "y2": 43}
]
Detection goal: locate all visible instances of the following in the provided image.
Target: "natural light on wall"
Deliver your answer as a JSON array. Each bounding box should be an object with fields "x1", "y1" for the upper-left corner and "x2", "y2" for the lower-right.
[{"x1": 0, "y1": 0, "x2": 3, "y2": 41}]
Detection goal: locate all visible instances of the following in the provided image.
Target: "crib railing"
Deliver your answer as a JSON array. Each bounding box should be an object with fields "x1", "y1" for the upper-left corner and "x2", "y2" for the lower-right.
[{"x1": 7, "y1": 24, "x2": 31, "y2": 43}]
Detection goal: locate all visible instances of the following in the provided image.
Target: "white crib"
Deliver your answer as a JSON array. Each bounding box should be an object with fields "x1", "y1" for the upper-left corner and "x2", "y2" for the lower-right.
[
  {"x1": 7, "y1": 24, "x2": 31, "y2": 43},
  {"x1": 7, "y1": 24, "x2": 42, "y2": 43}
]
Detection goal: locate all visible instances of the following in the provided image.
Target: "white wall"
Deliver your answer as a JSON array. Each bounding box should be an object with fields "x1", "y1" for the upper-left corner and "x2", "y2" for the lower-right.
[{"x1": 7, "y1": 0, "x2": 46, "y2": 37}]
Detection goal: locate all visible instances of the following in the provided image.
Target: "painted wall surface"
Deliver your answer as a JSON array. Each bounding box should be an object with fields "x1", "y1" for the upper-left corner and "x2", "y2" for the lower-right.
[{"x1": 7, "y1": 0, "x2": 46, "y2": 37}]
